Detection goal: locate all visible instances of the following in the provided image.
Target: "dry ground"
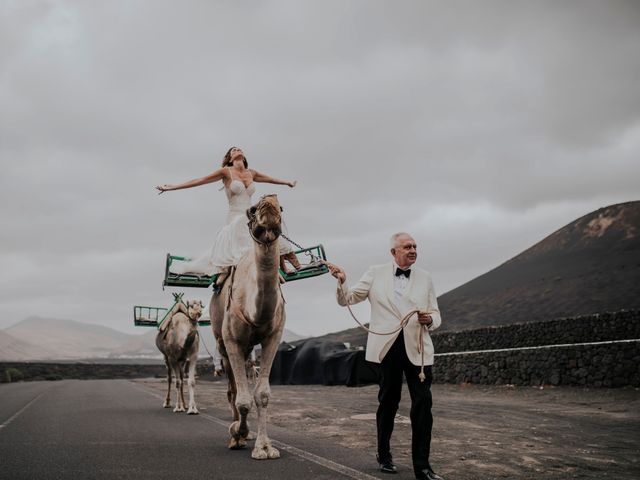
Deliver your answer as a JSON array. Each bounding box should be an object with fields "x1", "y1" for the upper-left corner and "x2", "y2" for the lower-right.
[{"x1": 136, "y1": 378, "x2": 640, "y2": 479}]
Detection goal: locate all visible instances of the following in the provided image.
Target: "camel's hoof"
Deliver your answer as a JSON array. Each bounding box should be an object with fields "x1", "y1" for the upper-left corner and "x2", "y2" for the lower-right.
[
  {"x1": 252, "y1": 449, "x2": 268, "y2": 460},
  {"x1": 229, "y1": 421, "x2": 242, "y2": 440},
  {"x1": 173, "y1": 406, "x2": 185, "y2": 413},
  {"x1": 228, "y1": 421, "x2": 249, "y2": 449},
  {"x1": 252, "y1": 445, "x2": 280, "y2": 460},
  {"x1": 187, "y1": 406, "x2": 199, "y2": 415},
  {"x1": 230, "y1": 417, "x2": 250, "y2": 439},
  {"x1": 228, "y1": 437, "x2": 247, "y2": 450},
  {"x1": 163, "y1": 402, "x2": 171, "y2": 408}
]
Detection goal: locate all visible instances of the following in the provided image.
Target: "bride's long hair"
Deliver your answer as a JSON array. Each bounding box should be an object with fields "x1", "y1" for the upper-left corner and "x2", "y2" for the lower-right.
[{"x1": 221, "y1": 147, "x2": 249, "y2": 168}]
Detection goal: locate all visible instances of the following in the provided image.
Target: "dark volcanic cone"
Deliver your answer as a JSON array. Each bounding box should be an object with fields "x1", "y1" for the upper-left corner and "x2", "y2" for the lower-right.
[{"x1": 438, "y1": 201, "x2": 640, "y2": 331}]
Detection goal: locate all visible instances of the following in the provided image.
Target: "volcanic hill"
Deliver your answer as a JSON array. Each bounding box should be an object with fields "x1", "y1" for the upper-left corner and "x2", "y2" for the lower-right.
[{"x1": 316, "y1": 201, "x2": 640, "y2": 345}]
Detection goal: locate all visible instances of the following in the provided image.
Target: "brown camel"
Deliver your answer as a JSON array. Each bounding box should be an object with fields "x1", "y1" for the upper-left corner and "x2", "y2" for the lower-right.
[
  {"x1": 210, "y1": 194, "x2": 286, "y2": 459},
  {"x1": 155, "y1": 299, "x2": 203, "y2": 414}
]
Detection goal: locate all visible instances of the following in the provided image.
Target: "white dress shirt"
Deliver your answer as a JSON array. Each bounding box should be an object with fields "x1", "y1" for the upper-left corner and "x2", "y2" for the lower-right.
[{"x1": 392, "y1": 262, "x2": 411, "y2": 302}]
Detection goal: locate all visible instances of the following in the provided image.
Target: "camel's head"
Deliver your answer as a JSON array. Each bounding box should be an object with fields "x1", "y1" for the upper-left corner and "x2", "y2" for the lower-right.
[
  {"x1": 187, "y1": 300, "x2": 204, "y2": 321},
  {"x1": 246, "y1": 194, "x2": 282, "y2": 245}
]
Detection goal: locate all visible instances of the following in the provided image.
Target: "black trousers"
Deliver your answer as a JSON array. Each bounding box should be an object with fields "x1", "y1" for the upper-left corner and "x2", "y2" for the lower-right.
[{"x1": 376, "y1": 333, "x2": 433, "y2": 472}]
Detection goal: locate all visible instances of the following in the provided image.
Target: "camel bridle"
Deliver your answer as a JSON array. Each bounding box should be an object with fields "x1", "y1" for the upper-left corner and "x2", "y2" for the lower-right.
[{"x1": 246, "y1": 194, "x2": 282, "y2": 246}]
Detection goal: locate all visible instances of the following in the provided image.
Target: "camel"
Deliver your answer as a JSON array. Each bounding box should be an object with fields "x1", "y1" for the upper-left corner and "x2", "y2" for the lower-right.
[
  {"x1": 155, "y1": 298, "x2": 204, "y2": 414},
  {"x1": 210, "y1": 194, "x2": 286, "y2": 460}
]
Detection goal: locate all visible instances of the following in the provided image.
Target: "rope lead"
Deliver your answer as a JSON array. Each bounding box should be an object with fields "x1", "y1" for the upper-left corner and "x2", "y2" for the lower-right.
[
  {"x1": 418, "y1": 325, "x2": 426, "y2": 382},
  {"x1": 346, "y1": 302, "x2": 429, "y2": 383}
]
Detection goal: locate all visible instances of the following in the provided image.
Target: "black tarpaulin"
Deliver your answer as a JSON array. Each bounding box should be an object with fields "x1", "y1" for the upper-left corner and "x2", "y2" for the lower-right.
[{"x1": 270, "y1": 338, "x2": 379, "y2": 386}]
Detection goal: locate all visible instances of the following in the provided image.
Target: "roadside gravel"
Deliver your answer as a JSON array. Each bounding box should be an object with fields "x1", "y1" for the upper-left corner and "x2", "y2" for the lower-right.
[{"x1": 135, "y1": 378, "x2": 640, "y2": 479}]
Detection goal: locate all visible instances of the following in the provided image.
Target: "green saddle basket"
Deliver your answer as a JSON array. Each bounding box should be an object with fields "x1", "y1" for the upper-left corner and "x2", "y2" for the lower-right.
[
  {"x1": 162, "y1": 244, "x2": 329, "y2": 289},
  {"x1": 134, "y1": 304, "x2": 211, "y2": 327},
  {"x1": 133, "y1": 305, "x2": 169, "y2": 327},
  {"x1": 280, "y1": 244, "x2": 330, "y2": 282},
  {"x1": 163, "y1": 254, "x2": 216, "y2": 289}
]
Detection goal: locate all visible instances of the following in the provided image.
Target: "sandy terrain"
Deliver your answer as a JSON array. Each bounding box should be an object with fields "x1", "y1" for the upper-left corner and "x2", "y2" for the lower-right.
[{"x1": 136, "y1": 378, "x2": 640, "y2": 479}]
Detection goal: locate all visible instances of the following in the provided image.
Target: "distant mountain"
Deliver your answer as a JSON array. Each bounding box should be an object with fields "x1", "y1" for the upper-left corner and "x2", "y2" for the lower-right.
[
  {"x1": 282, "y1": 328, "x2": 305, "y2": 343},
  {"x1": 5, "y1": 317, "x2": 132, "y2": 360},
  {"x1": 1, "y1": 315, "x2": 305, "y2": 361},
  {"x1": 312, "y1": 201, "x2": 640, "y2": 345},
  {"x1": 0, "y1": 330, "x2": 58, "y2": 361},
  {"x1": 303, "y1": 324, "x2": 369, "y2": 349},
  {"x1": 108, "y1": 330, "x2": 160, "y2": 359}
]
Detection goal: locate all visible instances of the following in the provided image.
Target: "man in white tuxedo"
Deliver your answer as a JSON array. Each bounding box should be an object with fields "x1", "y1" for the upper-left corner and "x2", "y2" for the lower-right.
[{"x1": 328, "y1": 232, "x2": 443, "y2": 480}]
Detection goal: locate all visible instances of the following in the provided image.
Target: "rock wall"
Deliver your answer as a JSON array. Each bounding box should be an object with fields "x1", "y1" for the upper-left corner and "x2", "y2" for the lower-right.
[
  {"x1": 430, "y1": 309, "x2": 640, "y2": 387},
  {"x1": 432, "y1": 309, "x2": 639, "y2": 353},
  {"x1": 0, "y1": 362, "x2": 216, "y2": 383},
  {"x1": 433, "y1": 340, "x2": 640, "y2": 387}
]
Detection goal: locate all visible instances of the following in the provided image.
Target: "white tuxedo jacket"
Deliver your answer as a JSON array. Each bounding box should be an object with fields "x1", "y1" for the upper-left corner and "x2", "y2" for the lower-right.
[{"x1": 336, "y1": 263, "x2": 441, "y2": 366}]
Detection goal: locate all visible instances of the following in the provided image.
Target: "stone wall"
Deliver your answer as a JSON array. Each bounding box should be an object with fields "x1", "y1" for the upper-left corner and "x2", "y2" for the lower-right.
[
  {"x1": 0, "y1": 362, "x2": 216, "y2": 383},
  {"x1": 428, "y1": 309, "x2": 640, "y2": 387},
  {"x1": 433, "y1": 340, "x2": 639, "y2": 387},
  {"x1": 432, "y1": 309, "x2": 639, "y2": 353}
]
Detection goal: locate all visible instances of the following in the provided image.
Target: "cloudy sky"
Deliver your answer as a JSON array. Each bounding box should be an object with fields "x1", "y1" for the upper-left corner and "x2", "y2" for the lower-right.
[{"x1": 1, "y1": 1, "x2": 639, "y2": 338}]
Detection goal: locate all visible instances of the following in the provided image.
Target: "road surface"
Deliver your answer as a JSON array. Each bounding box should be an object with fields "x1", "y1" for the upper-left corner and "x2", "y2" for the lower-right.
[{"x1": 0, "y1": 379, "x2": 385, "y2": 480}]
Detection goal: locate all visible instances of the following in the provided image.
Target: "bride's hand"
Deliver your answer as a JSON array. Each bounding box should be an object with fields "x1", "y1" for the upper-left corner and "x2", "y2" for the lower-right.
[
  {"x1": 156, "y1": 184, "x2": 171, "y2": 194},
  {"x1": 288, "y1": 180, "x2": 297, "y2": 188}
]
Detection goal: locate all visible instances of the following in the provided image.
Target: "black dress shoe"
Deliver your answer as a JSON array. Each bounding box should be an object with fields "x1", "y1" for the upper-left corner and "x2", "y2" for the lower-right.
[
  {"x1": 414, "y1": 468, "x2": 444, "y2": 480},
  {"x1": 376, "y1": 455, "x2": 397, "y2": 474}
]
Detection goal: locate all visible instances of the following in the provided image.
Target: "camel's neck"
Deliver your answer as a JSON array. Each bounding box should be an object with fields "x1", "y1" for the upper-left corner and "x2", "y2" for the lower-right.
[
  {"x1": 253, "y1": 242, "x2": 280, "y2": 285},
  {"x1": 251, "y1": 242, "x2": 281, "y2": 320}
]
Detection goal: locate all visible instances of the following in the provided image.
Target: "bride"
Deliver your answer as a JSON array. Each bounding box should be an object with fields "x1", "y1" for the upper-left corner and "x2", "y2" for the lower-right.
[{"x1": 156, "y1": 146, "x2": 300, "y2": 288}]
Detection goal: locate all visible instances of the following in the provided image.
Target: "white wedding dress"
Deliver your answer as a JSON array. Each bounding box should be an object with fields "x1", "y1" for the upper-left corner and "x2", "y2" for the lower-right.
[{"x1": 169, "y1": 172, "x2": 293, "y2": 276}]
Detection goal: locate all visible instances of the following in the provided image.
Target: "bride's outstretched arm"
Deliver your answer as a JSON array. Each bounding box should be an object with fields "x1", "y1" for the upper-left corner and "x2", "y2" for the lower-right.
[
  {"x1": 251, "y1": 169, "x2": 297, "y2": 188},
  {"x1": 156, "y1": 168, "x2": 228, "y2": 193}
]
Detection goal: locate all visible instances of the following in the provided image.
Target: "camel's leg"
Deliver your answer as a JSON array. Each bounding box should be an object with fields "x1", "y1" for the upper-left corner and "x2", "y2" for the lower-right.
[
  {"x1": 186, "y1": 353, "x2": 199, "y2": 415},
  {"x1": 163, "y1": 362, "x2": 172, "y2": 408},
  {"x1": 251, "y1": 334, "x2": 281, "y2": 460},
  {"x1": 224, "y1": 339, "x2": 252, "y2": 450},
  {"x1": 222, "y1": 355, "x2": 239, "y2": 421},
  {"x1": 172, "y1": 364, "x2": 186, "y2": 413},
  {"x1": 179, "y1": 362, "x2": 187, "y2": 410},
  {"x1": 215, "y1": 336, "x2": 238, "y2": 420}
]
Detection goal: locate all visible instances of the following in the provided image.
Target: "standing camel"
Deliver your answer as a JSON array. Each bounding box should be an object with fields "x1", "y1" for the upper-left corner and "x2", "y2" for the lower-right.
[
  {"x1": 210, "y1": 194, "x2": 286, "y2": 459},
  {"x1": 156, "y1": 299, "x2": 204, "y2": 414}
]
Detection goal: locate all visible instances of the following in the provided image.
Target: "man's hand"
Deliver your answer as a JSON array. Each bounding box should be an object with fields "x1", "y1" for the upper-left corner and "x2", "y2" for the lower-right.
[
  {"x1": 417, "y1": 312, "x2": 433, "y2": 327},
  {"x1": 326, "y1": 262, "x2": 346, "y2": 284}
]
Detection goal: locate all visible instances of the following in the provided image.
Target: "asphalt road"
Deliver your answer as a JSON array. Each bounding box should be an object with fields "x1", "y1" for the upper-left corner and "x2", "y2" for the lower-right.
[{"x1": 0, "y1": 380, "x2": 386, "y2": 480}]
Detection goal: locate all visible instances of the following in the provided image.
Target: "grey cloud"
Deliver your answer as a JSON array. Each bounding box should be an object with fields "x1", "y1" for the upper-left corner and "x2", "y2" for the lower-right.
[{"x1": 1, "y1": 1, "x2": 638, "y2": 335}]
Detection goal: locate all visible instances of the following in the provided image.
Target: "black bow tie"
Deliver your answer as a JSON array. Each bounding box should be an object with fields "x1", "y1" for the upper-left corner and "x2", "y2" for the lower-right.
[{"x1": 395, "y1": 268, "x2": 411, "y2": 278}]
